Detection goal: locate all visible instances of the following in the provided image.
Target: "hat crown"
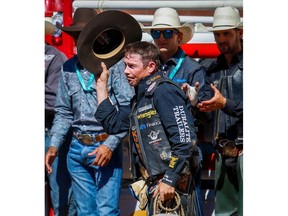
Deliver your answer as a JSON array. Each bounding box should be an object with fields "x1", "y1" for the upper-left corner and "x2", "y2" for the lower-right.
[
  {"x1": 71, "y1": 8, "x2": 98, "y2": 27},
  {"x1": 152, "y1": 7, "x2": 181, "y2": 28},
  {"x1": 45, "y1": 20, "x2": 55, "y2": 35},
  {"x1": 213, "y1": 6, "x2": 241, "y2": 29}
]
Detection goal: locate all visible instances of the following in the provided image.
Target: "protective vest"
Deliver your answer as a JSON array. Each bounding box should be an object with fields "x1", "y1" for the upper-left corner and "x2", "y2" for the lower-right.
[
  {"x1": 210, "y1": 55, "x2": 243, "y2": 144},
  {"x1": 129, "y1": 77, "x2": 178, "y2": 178}
]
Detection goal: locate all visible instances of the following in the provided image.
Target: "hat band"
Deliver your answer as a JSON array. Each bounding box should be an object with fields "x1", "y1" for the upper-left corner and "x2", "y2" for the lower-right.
[
  {"x1": 153, "y1": 23, "x2": 175, "y2": 28},
  {"x1": 213, "y1": 24, "x2": 238, "y2": 28}
]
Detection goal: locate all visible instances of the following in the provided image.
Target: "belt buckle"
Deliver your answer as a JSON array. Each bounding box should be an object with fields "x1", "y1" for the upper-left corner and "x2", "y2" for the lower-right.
[
  {"x1": 78, "y1": 134, "x2": 94, "y2": 145},
  {"x1": 218, "y1": 139, "x2": 238, "y2": 157}
]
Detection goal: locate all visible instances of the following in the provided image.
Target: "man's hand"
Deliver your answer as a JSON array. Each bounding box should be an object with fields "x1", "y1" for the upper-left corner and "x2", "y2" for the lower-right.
[
  {"x1": 181, "y1": 82, "x2": 199, "y2": 106},
  {"x1": 45, "y1": 146, "x2": 58, "y2": 174},
  {"x1": 95, "y1": 62, "x2": 110, "y2": 104},
  {"x1": 197, "y1": 83, "x2": 226, "y2": 112},
  {"x1": 153, "y1": 181, "x2": 175, "y2": 202},
  {"x1": 88, "y1": 145, "x2": 112, "y2": 167}
]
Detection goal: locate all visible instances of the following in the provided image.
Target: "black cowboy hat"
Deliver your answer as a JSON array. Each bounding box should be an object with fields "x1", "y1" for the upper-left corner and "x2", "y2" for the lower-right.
[
  {"x1": 77, "y1": 10, "x2": 142, "y2": 75},
  {"x1": 57, "y1": 8, "x2": 98, "y2": 38}
]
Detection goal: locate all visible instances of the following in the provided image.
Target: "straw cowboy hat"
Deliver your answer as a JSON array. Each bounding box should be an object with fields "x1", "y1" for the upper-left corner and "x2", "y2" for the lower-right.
[
  {"x1": 57, "y1": 8, "x2": 98, "y2": 38},
  {"x1": 210, "y1": 6, "x2": 243, "y2": 32},
  {"x1": 138, "y1": 22, "x2": 154, "y2": 42},
  {"x1": 77, "y1": 10, "x2": 142, "y2": 75},
  {"x1": 142, "y1": 7, "x2": 194, "y2": 44},
  {"x1": 45, "y1": 20, "x2": 55, "y2": 35}
]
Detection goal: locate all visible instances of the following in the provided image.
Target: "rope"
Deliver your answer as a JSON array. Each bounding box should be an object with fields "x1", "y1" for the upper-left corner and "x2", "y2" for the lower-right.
[{"x1": 153, "y1": 191, "x2": 185, "y2": 216}]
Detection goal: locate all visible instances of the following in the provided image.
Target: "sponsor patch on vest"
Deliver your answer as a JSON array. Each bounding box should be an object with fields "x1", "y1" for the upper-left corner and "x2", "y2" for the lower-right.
[
  {"x1": 137, "y1": 109, "x2": 157, "y2": 119},
  {"x1": 148, "y1": 130, "x2": 160, "y2": 141},
  {"x1": 139, "y1": 120, "x2": 161, "y2": 130},
  {"x1": 147, "y1": 130, "x2": 162, "y2": 145},
  {"x1": 160, "y1": 151, "x2": 169, "y2": 160},
  {"x1": 146, "y1": 120, "x2": 161, "y2": 128},
  {"x1": 146, "y1": 75, "x2": 161, "y2": 85},
  {"x1": 147, "y1": 82, "x2": 156, "y2": 92},
  {"x1": 169, "y1": 156, "x2": 178, "y2": 168},
  {"x1": 138, "y1": 104, "x2": 153, "y2": 112}
]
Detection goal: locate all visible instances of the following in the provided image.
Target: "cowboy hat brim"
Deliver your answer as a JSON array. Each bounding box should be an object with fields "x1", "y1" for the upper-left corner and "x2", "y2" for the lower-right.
[
  {"x1": 141, "y1": 22, "x2": 194, "y2": 44},
  {"x1": 209, "y1": 22, "x2": 243, "y2": 32},
  {"x1": 77, "y1": 10, "x2": 142, "y2": 75},
  {"x1": 56, "y1": 23, "x2": 83, "y2": 38}
]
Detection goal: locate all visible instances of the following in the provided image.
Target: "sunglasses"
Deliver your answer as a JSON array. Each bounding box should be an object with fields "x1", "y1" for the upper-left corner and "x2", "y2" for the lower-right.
[{"x1": 150, "y1": 29, "x2": 179, "y2": 39}]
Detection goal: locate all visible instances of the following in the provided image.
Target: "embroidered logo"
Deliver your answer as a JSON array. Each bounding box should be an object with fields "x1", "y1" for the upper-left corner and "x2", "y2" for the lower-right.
[
  {"x1": 147, "y1": 82, "x2": 156, "y2": 92},
  {"x1": 160, "y1": 151, "x2": 168, "y2": 160},
  {"x1": 148, "y1": 130, "x2": 160, "y2": 140},
  {"x1": 169, "y1": 156, "x2": 178, "y2": 168},
  {"x1": 137, "y1": 109, "x2": 157, "y2": 119},
  {"x1": 138, "y1": 104, "x2": 153, "y2": 112}
]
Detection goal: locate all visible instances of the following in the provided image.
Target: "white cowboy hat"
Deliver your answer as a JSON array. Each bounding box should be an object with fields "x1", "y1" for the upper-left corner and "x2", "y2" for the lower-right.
[
  {"x1": 45, "y1": 20, "x2": 55, "y2": 35},
  {"x1": 210, "y1": 6, "x2": 243, "y2": 32},
  {"x1": 142, "y1": 7, "x2": 194, "y2": 44}
]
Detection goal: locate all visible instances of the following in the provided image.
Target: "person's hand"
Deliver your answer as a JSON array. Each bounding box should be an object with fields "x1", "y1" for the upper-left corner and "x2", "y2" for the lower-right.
[
  {"x1": 45, "y1": 146, "x2": 58, "y2": 174},
  {"x1": 181, "y1": 82, "x2": 199, "y2": 106},
  {"x1": 153, "y1": 181, "x2": 175, "y2": 202},
  {"x1": 95, "y1": 62, "x2": 110, "y2": 104},
  {"x1": 96, "y1": 62, "x2": 110, "y2": 88},
  {"x1": 197, "y1": 83, "x2": 226, "y2": 112},
  {"x1": 88, "y1": 145, "x2": 112, "y2": 167}
]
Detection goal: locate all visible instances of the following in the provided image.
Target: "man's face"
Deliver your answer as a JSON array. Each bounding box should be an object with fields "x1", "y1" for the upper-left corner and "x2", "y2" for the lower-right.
[
  {"x1": 151, "y1": 28, "x2": 182, "y2": 53},
  {"x1": 123, "y1": 53, "x2": 151, "y2": 87},
  {"x1": 213, "y1": 29, "x2": 243, "y2": 54}
]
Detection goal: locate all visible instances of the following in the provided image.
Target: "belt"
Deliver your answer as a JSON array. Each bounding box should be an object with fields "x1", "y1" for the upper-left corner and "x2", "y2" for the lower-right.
[
  {"x1": 217, "y1": 139, "x2": 243, "y2": 157},
  {"x1": 73, "y1": 132, "x2": 109, "y2": 145}
]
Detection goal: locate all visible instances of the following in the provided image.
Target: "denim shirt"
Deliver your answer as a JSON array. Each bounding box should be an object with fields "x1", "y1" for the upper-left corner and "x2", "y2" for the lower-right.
[{"x1": 50, "y1": 56, "x2": 135, "y2": 151}]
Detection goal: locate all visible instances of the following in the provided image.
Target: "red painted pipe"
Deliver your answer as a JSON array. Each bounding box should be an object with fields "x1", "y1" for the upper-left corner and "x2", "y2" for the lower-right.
[{"x1": 181, "y1": 43, "x2": 220, "y2": 58}]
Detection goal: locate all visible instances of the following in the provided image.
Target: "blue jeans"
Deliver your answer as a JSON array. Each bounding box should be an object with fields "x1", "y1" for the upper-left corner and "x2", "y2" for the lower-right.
[
  {"x1": 67, "y1": 137, "x2": 123, "y2": 216},
  {"x1": 45, "y1": 129, "x2": 77, "y2": 216}
]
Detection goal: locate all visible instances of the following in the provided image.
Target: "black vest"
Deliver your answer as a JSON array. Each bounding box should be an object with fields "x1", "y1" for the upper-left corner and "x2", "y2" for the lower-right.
[
  {"x1": 207, "y1": 54, "x2": 243, "y2": 144},
  {"x1": 129, "y1": 77, "x2": 179, "y2": 178}
]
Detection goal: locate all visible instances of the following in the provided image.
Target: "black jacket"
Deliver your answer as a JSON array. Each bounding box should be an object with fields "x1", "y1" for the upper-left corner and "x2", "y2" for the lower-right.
[{"x1": 200, "y1": 51, "x2": 243, "y2": 145}]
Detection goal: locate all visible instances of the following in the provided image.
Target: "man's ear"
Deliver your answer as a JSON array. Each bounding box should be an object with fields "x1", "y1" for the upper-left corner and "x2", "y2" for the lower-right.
[
  {"x1": 177, "y1": 31, "x2": 183, "y2": 43},
  {"x1": 238, "y1": 29, "x2": 243, "y2": 40},
  {"x1": 147, "y1": 61, "x2": 156, "y2": 74}
]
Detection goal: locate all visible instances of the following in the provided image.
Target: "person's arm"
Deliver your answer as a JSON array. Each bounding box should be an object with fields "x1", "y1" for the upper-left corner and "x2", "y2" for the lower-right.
[
  {"x1": 45, "y1": 45, "x2": 68, "y2": 110},
  {"x1": 197, "y1": 83, "x2": 243, "y2": 118},
  {"x1": 45, "y1": 69, "x2": 73, "y2": 173},
  {"x1": 96, "y1": 62, "x2": 109, "y2": 104},
  {"x1": 154, "y1": 84, "x2": 197, "y2": 187},
  {"x1": 95, "y1": 61, "x2": 133, "y2": 134},
  {"x1": 153, "y1": 83, "x2": 197, "y2": 201}
]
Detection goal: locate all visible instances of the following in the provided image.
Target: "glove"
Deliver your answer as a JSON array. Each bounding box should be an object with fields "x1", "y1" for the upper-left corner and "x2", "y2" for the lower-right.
[
  {"x1": 186, "y1": 84, "x2": 198, "y2": 106},
  {"x1": 128, "y1": 179, "x2": 148, "y2": 210}
]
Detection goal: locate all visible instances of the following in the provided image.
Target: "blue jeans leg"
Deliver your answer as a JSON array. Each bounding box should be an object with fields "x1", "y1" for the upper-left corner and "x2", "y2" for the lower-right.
[
  {"x1": 45, "y1": 129, "x2": 77, "y2": 216},
  {"x1": 67, "y1": 138, "x2": 123, "y2": 216}
]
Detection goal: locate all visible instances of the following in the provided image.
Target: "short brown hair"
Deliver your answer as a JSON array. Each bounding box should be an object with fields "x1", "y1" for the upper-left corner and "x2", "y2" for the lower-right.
[{"x1": 124, "y1": 41, "x2": 161, "y2": 70}]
